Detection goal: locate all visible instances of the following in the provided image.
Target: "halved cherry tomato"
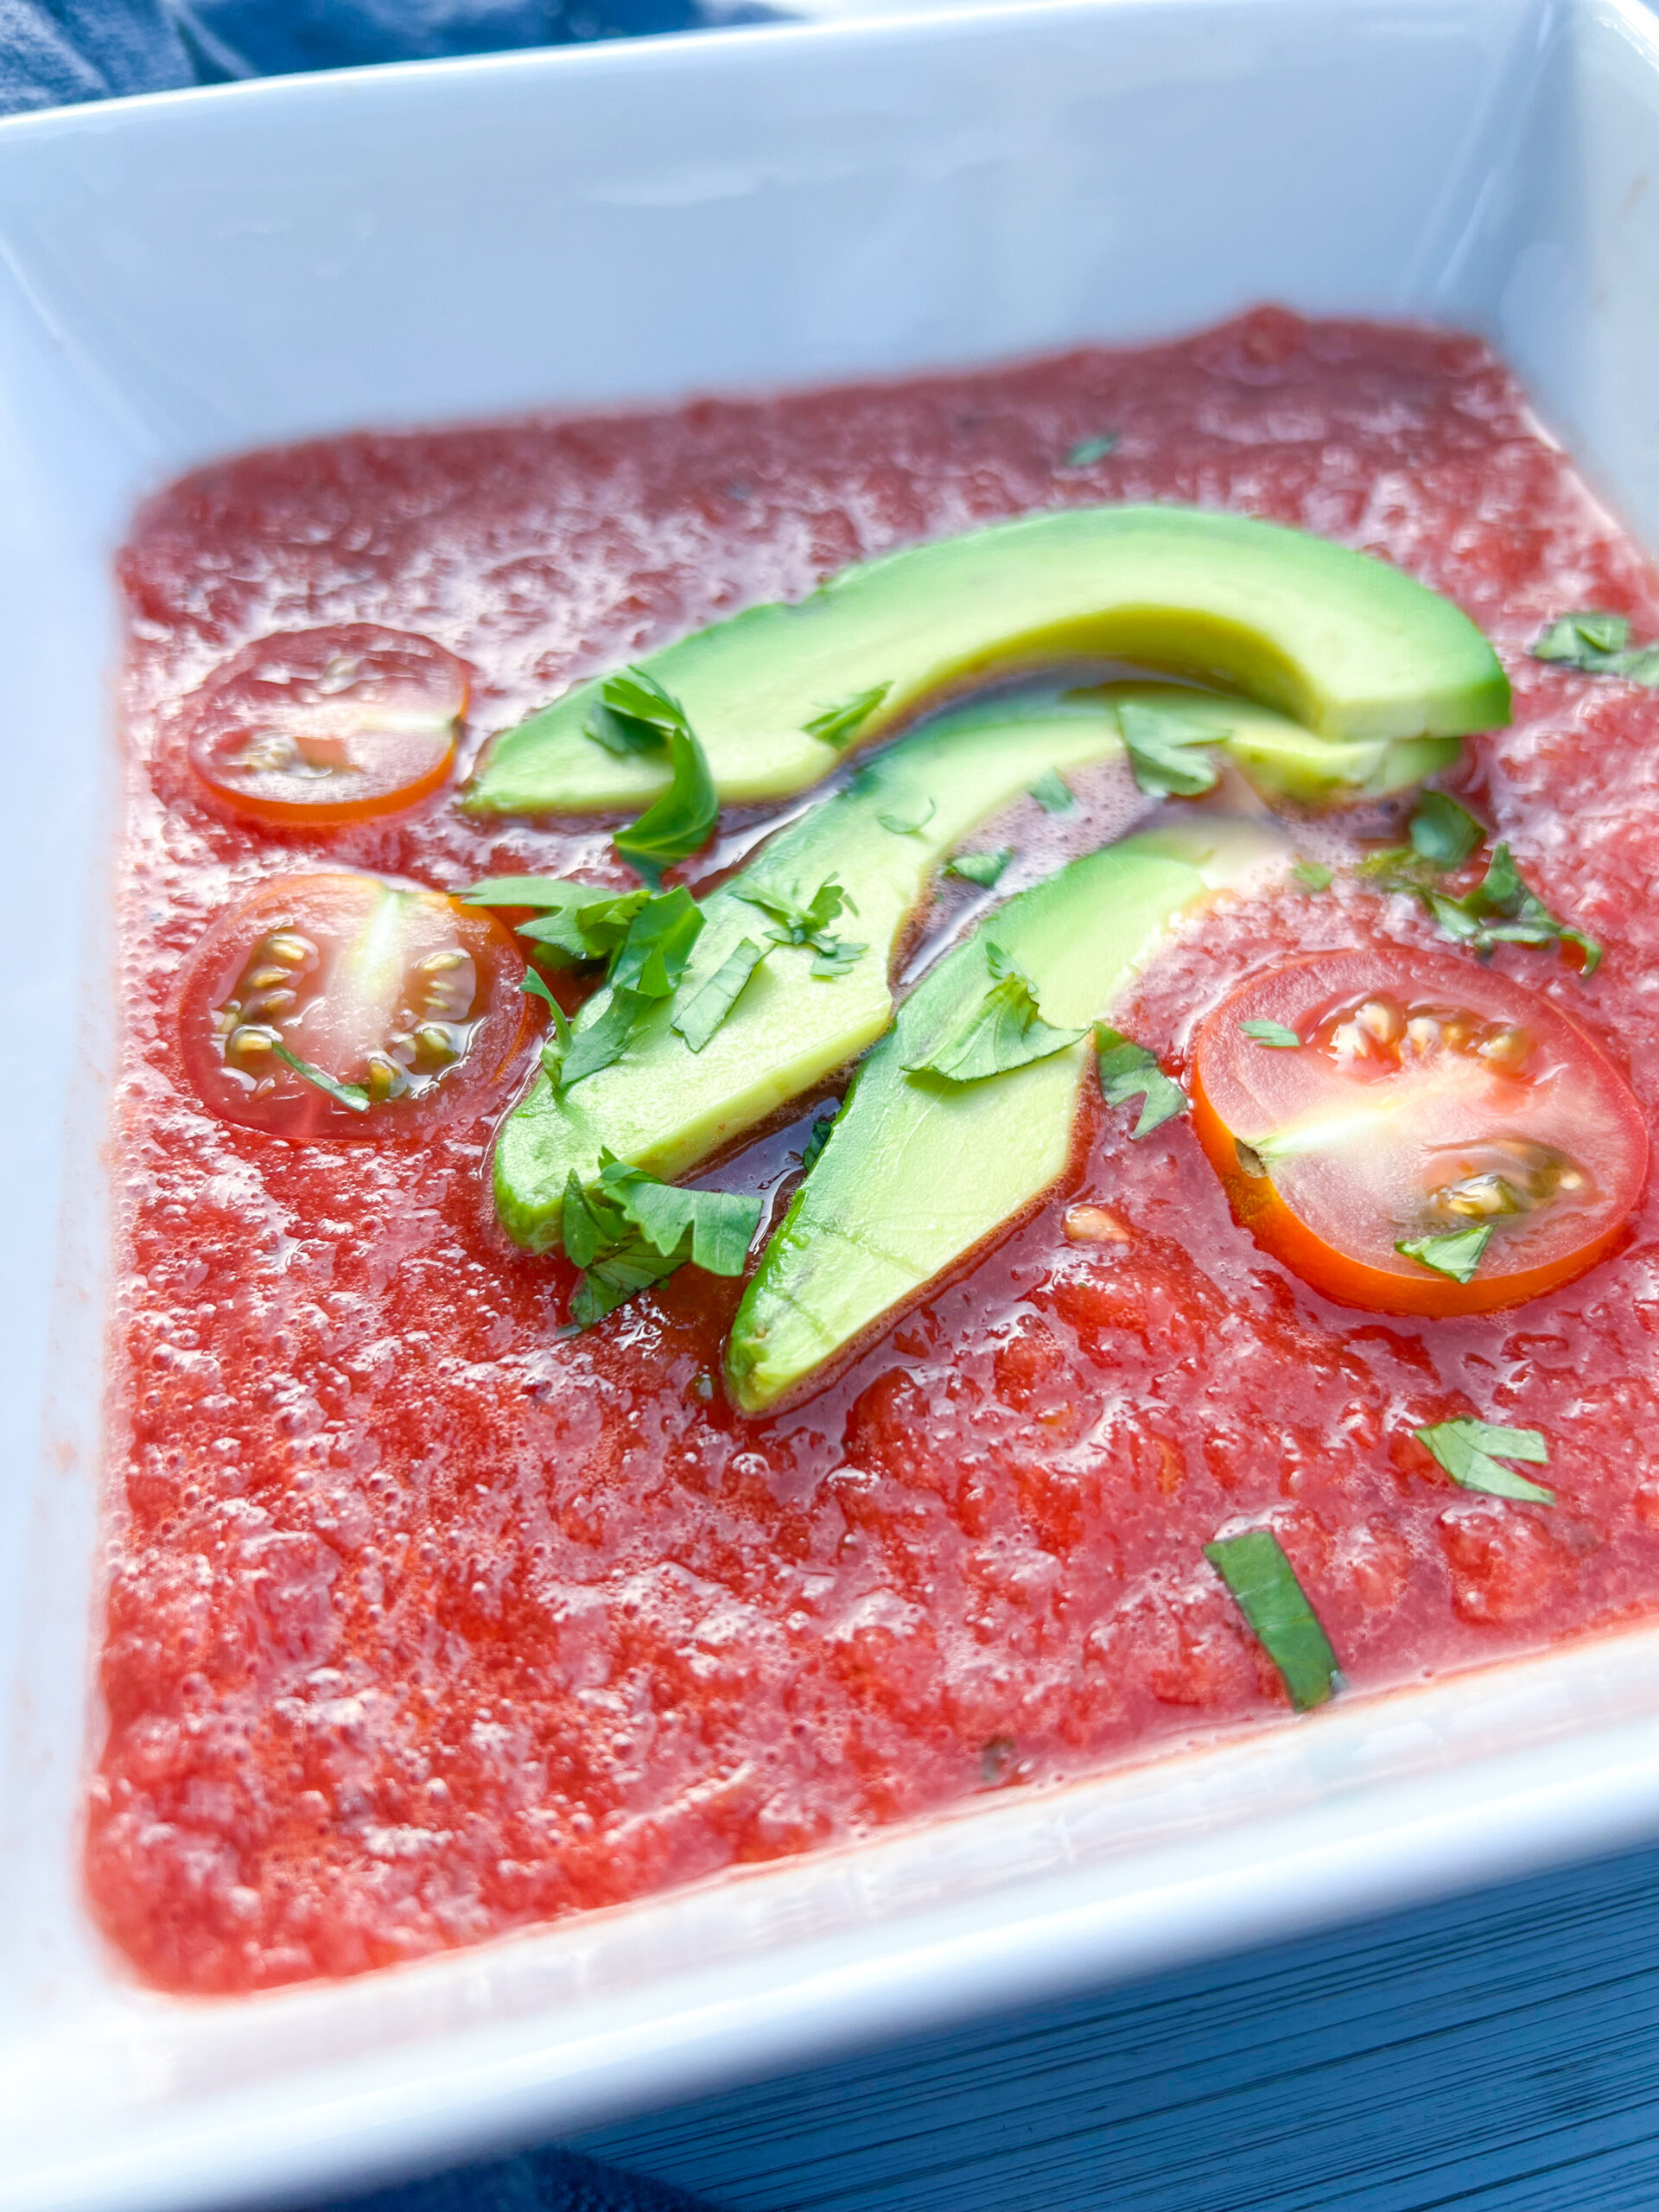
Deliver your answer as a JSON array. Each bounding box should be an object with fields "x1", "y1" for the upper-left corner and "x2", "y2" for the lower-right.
[
  {"x1": 176, "y1": 873, "x2": 532, "y2": 1140},
  {"x1": 181, "y1": 626, "x2": 468, "y2": 826},
  {"x1": 1190, "y1": 948, "x2": 1648, "y2": 1316}
]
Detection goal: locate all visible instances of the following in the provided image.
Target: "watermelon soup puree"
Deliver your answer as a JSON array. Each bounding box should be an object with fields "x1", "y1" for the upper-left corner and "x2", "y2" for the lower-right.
[{"x1": 95, "y1": 309, "x2": 1659, "y2": 1995}]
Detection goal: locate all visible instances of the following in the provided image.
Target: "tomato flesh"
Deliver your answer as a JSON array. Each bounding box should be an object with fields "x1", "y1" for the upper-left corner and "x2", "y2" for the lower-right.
[
  {"x1": 176, "y1": 873, "x2": 531, "y2": 1140},
  {"x1": 181, "y1": 625, "x2": 467, "y2": 826},
  {"x1": 1191, "y1": 949, "x2": 1649, "y2": 1315}
]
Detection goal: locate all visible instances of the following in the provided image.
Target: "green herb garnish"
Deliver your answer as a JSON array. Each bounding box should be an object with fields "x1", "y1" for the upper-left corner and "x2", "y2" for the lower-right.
[
  {"x1": 800, "y1": 1109, "x2": 839, "y2": 1173},
  {"x1": 1029, "y1": 767, "x2": 1075, "y2": 813},
  {"x1": 1290, "y1": 860, "x2": 1333, "y2": 893},
  {"x1": 1370, "y1": 828, "x2": 1601, "y2": 976},
  {"x1": 905, "y1": 943, "x2": 1085, "y2": 1084},
  {"x1": 1531, "y1": 610, "x2": 1659, "y2": 683},
  {"x1": 590, "y1": 668, "x2": 718, "y2": 883},
  {"x1": 946, "y1": 847, "x2": 1014, "y2": 889},
  {"x1": 1095, "y1": 1027, "x2": 1188, "y2": 1136},
  {"x1": 878, "y1": 795, "x2": 938, "y2": 836},
  {"x1": 1118, "y1": 699, "x2": 1223, "y2": 799},
  {"x1": 803, "y1": 683, "x2": 891, "y2": 749},
  {"x1": 562, "y1": 1149, "x2": 762, "y2": 1327},
  {"x1": 269, "y1": 1039, "x2": 370, "y2": 1115},
  {"x1": 607, "y1": 886, "x2": 703, "y2": 999},
  {"x1": 557, "y1": 991, "x2": 648, "y2": 1090},
  {"x1": 1204, "y1": 1529, "x2": 1341, "y2": 1712},
  {"x1": 1239, "y1": 1019, "x2": 1301, "y2": 1049},
  {"x1": 1395, "y1": 1224, "x2": 1492, "y2": 1283},
  {"x1": 520, "y1": 969, "x2": 573, "y2": 1078},
  {"x1": 585, "y1": 664, "x2": 694, "y2": 755},
  {"x1": 1408, "y1": 790, "x2": 1484, "y2": 867},
  {"x1": 1063, "y1": 434, "x2": 1119, "y2": 467},
  {"x1": 734, "y1": 876, "x2": 866, "y2": 981},
  {"x1": 1414, "y1": 1418, "x2": 1555, "y2": 1504},
  {"x1": 467, "y1": 880, "x2": 648, "y2": 968},
  {"x1": 672, "y1": 936, "x2": 768, "y2": 1053}
]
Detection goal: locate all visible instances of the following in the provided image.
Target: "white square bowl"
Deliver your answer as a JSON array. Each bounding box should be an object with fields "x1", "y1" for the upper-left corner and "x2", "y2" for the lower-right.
[{"x1": 7, "y1": 2, "x2": 1659, "y2": 2203}]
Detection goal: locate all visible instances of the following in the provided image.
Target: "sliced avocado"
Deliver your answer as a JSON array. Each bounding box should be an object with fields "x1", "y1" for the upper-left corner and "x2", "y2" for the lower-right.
[
  {"x1": 1087, "y1": 682, "x2": 1462, "y2": 806},
  {"x1": 724, "y1": 819, "x2": 1287, "y2": 1414},
  {"x1": 467, "y1": 506, "x2": 1510, "y2": 814},
  {"x1": 493, "y1": 691, "x2": 1141, "y2": 1254}
]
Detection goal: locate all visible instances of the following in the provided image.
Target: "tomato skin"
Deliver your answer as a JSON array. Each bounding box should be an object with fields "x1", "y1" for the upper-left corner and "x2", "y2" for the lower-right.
[
  {"x1": 1190, "y1": 949, "x2": 1649, "y2": 1318},
  {"x1": 175, "y1": 873, "x2": 533, "y2": 1141},
  {"x1": 181, "y1": 626, "x2": 468, "y2": 828}
]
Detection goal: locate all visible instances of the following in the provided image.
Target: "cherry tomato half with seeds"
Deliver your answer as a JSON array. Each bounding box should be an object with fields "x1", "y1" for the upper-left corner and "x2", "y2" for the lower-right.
[
  {"x1": 176, "y1": 873, "x2": 533, "y2": 1140},
  {"x1": 1190, "y1": 948, "x2": 1648, "y2": 1316},
  {"x1": 181, "y1": 626, "x2": 468, "y2": 827}
]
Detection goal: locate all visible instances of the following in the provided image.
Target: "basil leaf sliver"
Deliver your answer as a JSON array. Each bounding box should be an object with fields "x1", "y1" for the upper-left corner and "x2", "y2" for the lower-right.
[
  {"x1": 612, "y1": 1178, "x2": 762, "y2": 1274},
  {"x1": 803, "y1": 683, "x2": 890, "y2": 749},
  {"x1": 1395, "y1": 1224, "x2": 1491, "y2": 1283},
  {"x1": 1205, "y1": 1529, "x2": 1341, "y2": 1712},
  {"x1": 1408, "y1": 790, "x2": 1484, "y2": 867},
  {"x1": 1240, "y1": 1019, "x2": 1300, "y2": 1048},
  {"x1": 673, "y1": 937, "x2": 768, "y2": 1052},
  {"x1": 1414, "y1": 1419, "x2": 1555, "y2": 1504},
  {"x1": 608, "y1": 887, "x2": 703, "y2": 999},
  {"x1": 904, "y1": 944, "x2": 1084, "y2": 1084},
  {"x1": 1096, "y1": 1027, "x2": 1188, "y2": 1136},
  {"x1": 558, "y1": 992, "x2": 645, "y2": 1089},
  {"x1": 1118, "y1": 699, "x2": 1223, "y2": 800},
  {"x1": 946, "y1": 847, "x2": 1013, "y2": 889}
]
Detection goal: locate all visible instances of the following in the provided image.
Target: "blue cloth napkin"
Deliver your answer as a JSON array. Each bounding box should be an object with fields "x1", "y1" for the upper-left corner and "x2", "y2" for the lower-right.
[
  {"x1": 337, "y1": 2142, "x2": 724, "y2": 2212},
  {"x1": 0, "y1": 0, "x2": 762, "y2": 113}
]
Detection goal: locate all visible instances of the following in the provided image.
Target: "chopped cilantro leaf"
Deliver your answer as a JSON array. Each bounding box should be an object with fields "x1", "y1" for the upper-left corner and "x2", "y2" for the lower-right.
[
  {"x1": 557, "y1": 990, "x2": 648, "y2": 1090},
  {"x1": 1029, "y1": 767, "x2": 1075, "y2": 813},
  {"x1": 1118, "y1": 698, "x2": 1223, "y2": 799},
  {"x1": 585, "y1": 664, "x2": 692, "y2": 756},
  {"x1": 269, "y1": 1040, "x2": 369, "y2": 1115},
  {"x1": 905, "y1": 943, "x2": 1085, "y2": 1084},
  {"x1": 800, "y1": 1109, "x2": 839, "y2": 1173},
  {"x1": 607, "y1": 887, "x2": 703, "y2": 999},
  {"x1": 1370, "y1": 830, "x2": 1602, "y2": 976},
  {"x1": 946, "y1": 847, "x2": 1014, "y2": 889},
  {"x1": 520, "y1": 969, "x2": 573, "y2": 1078},
  {"x1": 1530, "y1": 610, "x2": 1659, "y2": 683},
  {"x1": 734, "y1": 875, "x2": 866, "y2": 980},
  {"x1": 1414, "y1": 1418, "x2": 1555, "y2": 1504},
  {"x1": 480, "y1": 880, "x2": 647, "y2": 968},
  {"x1": 877, "y1": 795, "x2": 938, "y2": 836},
  {"x1": 1408, "y1": 790, "x2": 1484, "y2": 867},
  {"x1": 1240, "y1": 1018, "x2": 1301, "y2": 1048},
  {"x1": 804, "y1": 683, "x2": 891, "y2": 749},
  {"x1": 562, "y1": 1150, "x2": 763, "y2": 1327},
  {"x1": 591, "y1": 668, "x2": 718, "y2": 882},
  {"x1": 672, "y1": 936, "x2": 768, "y2": 1052},
  {"x1": 1291, "y1": 860, "x2": 1332, "y2": 893},
  {"x1": 1395, "y1": 1224, "x2": 1492, "y2": 1283},
  {"x1": 1063, "y1": 433, "x2": 1119, "y2": 467},
  {"x1": 810, "y1": 939, "x2": 866, "y2": 981},
  {"x1": 1095, "y1": 1027, "x2": 1188, "y2": 1136},
  {"x1": 1204, "y1": 1529, "x2": 1341, "y2": 1711}
]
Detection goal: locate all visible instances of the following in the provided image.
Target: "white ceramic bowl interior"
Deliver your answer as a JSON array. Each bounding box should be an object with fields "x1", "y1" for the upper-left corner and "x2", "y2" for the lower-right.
[{"x1": 5, "y1": 1, "x2": 1659, "y2": 2204}]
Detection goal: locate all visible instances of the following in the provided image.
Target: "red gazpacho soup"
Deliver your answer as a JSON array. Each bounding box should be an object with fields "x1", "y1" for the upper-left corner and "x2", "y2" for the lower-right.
[{"x1": 94, "y1": 308, "x2": 1659, "y2": 1995}]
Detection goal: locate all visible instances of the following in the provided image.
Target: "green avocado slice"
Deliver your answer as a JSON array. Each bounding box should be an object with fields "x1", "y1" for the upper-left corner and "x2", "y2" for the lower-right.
[
  {"x1": 724, "y1": 819, "x2": 1287, "y2": 1414},
  {"x1": 466, "y1": 506, "x2": 1510, "y2": 814},
  {"x1": 492, "y1": 692, "x2": 1138, "y2": 1253}
]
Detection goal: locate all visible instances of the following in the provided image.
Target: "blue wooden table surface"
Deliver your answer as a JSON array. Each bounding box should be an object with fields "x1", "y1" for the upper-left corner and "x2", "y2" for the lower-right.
[{"x1": 347, "y1": 1832, "x2": 1659, "y2": 2212}]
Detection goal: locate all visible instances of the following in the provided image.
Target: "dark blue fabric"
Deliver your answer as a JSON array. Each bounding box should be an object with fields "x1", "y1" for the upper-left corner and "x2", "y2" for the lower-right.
[
  {"x1": 0, "y1": 0, "x2": 194, "y2": 110},
  {"x1": 0, "y1": 0, "x2": 760, "y2": 114},
  {"x1": 330, "y1": 2141, "x2": 724, "y2": 2212}
]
